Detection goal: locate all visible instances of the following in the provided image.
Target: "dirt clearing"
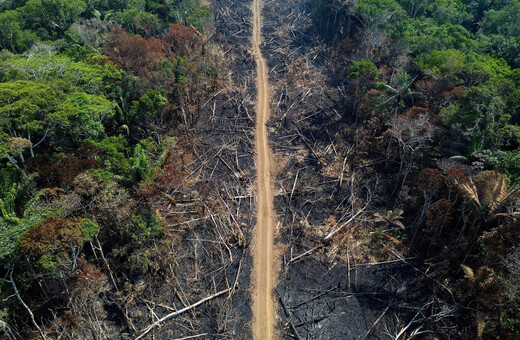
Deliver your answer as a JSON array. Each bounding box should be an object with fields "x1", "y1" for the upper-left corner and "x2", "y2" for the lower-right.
[{"x1": 251, "y1": 0, "x2": 278, "y2": 338}]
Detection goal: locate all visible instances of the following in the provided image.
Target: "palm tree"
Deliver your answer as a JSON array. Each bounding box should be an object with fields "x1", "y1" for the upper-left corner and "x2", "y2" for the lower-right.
[
  {"x1": 457, "y1": 170, "x2": 520, "y2": 221},
  {"x1": 373, "y1": 209, "x2": 406, "y2": 229},
  {"x1": 0, "y1": 173, "x2": 35, "y2": 224},
  {"x1": 378, "y1": 70, "x2": 420, "y2": 119}
]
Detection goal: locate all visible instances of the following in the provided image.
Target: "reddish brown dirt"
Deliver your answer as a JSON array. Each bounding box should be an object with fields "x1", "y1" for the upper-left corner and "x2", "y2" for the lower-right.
[{"x1": 251, "y1": 0, "x2": 278, "y2": 338}]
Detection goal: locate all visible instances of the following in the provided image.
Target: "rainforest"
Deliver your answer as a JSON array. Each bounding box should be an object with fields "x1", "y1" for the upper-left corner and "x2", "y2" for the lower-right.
[{"x1": 1, "y1": 0, "x2": 520, "y2": 339}]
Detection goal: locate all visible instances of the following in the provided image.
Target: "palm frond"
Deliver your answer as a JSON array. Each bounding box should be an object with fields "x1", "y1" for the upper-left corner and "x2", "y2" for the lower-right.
[
  {"x1": 473, "y1": 171, "x2": 507, "y2": 214},
  {"x1": 461, "y1": 264, "x2": 475, "y2": 281},
  {"x1": 495, "y1": 186, "x2": 520, "y2": 213},
  {"x1": 457, "y1": 178, "x2": 482, "y2": 213}
]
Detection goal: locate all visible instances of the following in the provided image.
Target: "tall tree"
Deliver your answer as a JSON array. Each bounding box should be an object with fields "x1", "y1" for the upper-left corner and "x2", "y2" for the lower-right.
[
  {"x1": 21, "y1": 0, "x2": 87, "y2": 38},
  {"x1": 0, "y1": 10, "x2": 37, "y2": 53},
  {"x1": 0, "y1": 81, "x2": 61, "y2": 170},
  {"x1": 56, "y1": 92, "x2": 114, "y2": 141},
  {"x1": 352, "y1": 0, "x2": 406, "y2": 57}
]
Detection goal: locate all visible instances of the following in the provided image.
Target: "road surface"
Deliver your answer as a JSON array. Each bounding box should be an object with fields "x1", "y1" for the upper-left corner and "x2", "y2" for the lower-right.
[{"x1": 252, "y1": 0, "x2": 277, "y2": 338}]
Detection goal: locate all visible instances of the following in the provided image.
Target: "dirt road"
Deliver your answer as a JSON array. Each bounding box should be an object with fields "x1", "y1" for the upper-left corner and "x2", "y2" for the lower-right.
[{"x1": 251, "y1": 0, "x2": 277, "y2": 338}]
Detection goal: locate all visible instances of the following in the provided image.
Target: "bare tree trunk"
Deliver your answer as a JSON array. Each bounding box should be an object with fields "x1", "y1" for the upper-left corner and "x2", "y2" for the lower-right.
[
  {"x1": 324, "y1": 204, "x2": 368, "y2": 240},
  {"x1": 2, "y1": 270, "x2": 48, "y2": 340},
  {"x1": 5, "y1": 154, "x2": 25, "y2": 173},
  {"x1": 0, "y1": 320, "x2": 16, "y2": 340},
  {"x1": 94, "y1": 235, "x2": 118, "y2": 292},
  {"x1": 135, "y1": 288, "x2": 231, "y2": 340}
]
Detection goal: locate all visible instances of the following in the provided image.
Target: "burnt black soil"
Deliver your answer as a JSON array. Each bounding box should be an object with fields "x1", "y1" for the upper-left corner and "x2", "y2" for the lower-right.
[
  {"x1": 119, "y1": 0, "x2": 259, "y2": 338},
  {"x1": 258, "y1": 0, "x2": 422, "y2": 338}
]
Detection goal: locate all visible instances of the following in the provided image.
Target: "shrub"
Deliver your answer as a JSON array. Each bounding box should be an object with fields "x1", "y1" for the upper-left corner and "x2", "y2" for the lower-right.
[{"x1": 20, "y1": 217, "x2": 99, "y2": 274}]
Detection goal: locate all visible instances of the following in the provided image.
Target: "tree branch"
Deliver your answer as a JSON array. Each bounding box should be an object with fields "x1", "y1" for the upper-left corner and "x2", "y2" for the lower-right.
[
  {"x1": 135, "y1": 288, "x2": 231, "y2": 340},
  {"x1": 0, "y1": 270, "x2": 48, "y2": 340}
]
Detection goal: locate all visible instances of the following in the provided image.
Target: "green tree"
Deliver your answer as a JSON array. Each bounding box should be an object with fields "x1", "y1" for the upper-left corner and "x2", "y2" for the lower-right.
[
  {"x1": 397, "y1": 0, "x2": 430, "y2": 18},
  {"x1": 482, "y1": 0, "x2": 520, "y2": 37},
  {"x1": 377, "y1": 70, "x2": 420, "y2": 118},
  {"x1": 130, "y1": 144, "x2": 150, "y2": 183},
  {"x1": 116, "y1": 9, "x2": 160, "y2": 36},
  {"x1": 20, "y1": 0, "x2": 87, "y2": 38},
  {"x1": 125, "y1": 89, "x2": 167, "y2": 140},
  {"x1": 348, "y1": 59, "x2": 379, "y2": 116},
  {"x1": 348, "y1": 59, "x2": 379, "y2": 80},
  {"x1": 508, "y1": 68, "x2": 520, "y2": 86},
  {"x1": 426, "y1": 0, "x2": 472, "y2": 25},
  {"x1": 20, "y1": 217, "x2": 99, "y2": 274},
  {"x1": 0, "y1": 10, "x2": 37, "y2": 53},
  {"x1": 0, "y1": 170, "x2": 40, "y2": 262},
  {"x1": 418, "y1": 49, "x2": 511, "y2": 85},
  {"x1": 82, "y1": 136, "x2": 129, "y2": 174},
  {"x1": 122, "y1": 212, "x2": 163, "y2": 273},
  {"x1": 130, "y1": 89, "x2": 167, "y2": 120},
  {"x1": 448, "y1": 81, "x2": 520, "y2": 151},
  {"x1": 353, "y1": 0, "x2": 407, "y2": 57},
  {"x1": 397, "y1": 21, "x2": 479, "y2": 55},
  {"x1": 166, "y1": 0, "x2": 211, "y2": 31},
  {"x1": 474, "y1": 149, "x2": 520, "y2": 186},
  {"x1": 0, "y1": 170, "x2": 36, "y2": 224},
  {"x1": 486, "y1": 35, "x2": 520, "y2": 68},
  {"x1": 185, "y1": 5, "x2": 211, "y2": 31},
  {"x1": 353, "y1": 0, "x2": 406, "y2": 30},
  {"x1": 465, "y1": 0, "x2": 498, "y2": 22},
  {"x1": 0, "y1": 81, "x2": 61, "y2": 170},
  {"x1": 123, "y1": 213, "x2": 163, "y2": 245},
  {"x1": 0, "y1": 51, "x2": 124, "y2": 96},
  {"x1": 462, "y1": 52, "x2": 511, "y2": 85},
  {"x1": 417, "y1": 48, "x2": 465, "y2": 79},
  {"x1": 56, "y1": 92, "x2": 114, "y2": 140}
]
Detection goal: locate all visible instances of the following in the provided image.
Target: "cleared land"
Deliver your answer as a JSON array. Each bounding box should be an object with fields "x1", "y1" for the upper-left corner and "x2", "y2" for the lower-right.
[{"x1": 251, "y1": 0, "x2": 277, "y2": 338}]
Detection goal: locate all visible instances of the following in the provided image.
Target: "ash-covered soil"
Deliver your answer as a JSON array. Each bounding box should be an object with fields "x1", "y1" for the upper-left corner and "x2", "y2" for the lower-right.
[
  {"x1": 116, "y1": 0, "x2": 259, "y2": 338},
  {"x1": 258, "y1": 0, "x2": 424, "y2": 338}
]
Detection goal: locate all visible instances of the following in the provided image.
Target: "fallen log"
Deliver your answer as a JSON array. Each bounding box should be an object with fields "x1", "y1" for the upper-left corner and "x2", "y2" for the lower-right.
[
  {"x1": 276, "y1": 290, "x2": 303, "y2": 340},
  {"x1": 135, "y1": 288, "x2": 232, "y2": 340}
]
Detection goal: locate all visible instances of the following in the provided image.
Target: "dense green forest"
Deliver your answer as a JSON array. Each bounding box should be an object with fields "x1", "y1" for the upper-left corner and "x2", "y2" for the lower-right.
[
  {"x1": 309, "y1": 0, "x2": 520, "y2": 337},
  {"x1": 0, "y1": 0, "x2": 227, "y2": 338}
]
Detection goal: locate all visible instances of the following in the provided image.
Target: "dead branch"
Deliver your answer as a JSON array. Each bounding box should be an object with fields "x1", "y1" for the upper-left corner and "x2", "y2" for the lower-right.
[
  {"x1": 383, "y1": 243, "x2": 456, "y2": 304},
  {"x1": 135, "y1": 288, "x2": 232, "y2": 340},
  {"x1": 353, "y1": 258, "x2": 416, "y2": 268},
  {"x1": 276, "y1": 290, "x2": 303, "y2": 340},
  {"x1": 172, "y1": 334, "x2": 209, "y2": 340},
  {"x1": 324, "y1": 204, "x2": 368, "y2": 240},
  {"x1": 361, "y1": 306, "x2": 389, "y2": 340},
  {"x1": 229, "y1": 256, "x2": 243, "y2": 297},
  {"x1": 1, "y1": 270, "x2": 47, "y2": 340},
  {"x1": 0, "y1": 320, "x2": 16, "y2": 340},
  {"x1": 286, "y1": 244, "x2": 323, "y2": 267},
  {"x1": 94, "y1": 235, "x2": 118, "y2": 292},
  {"x1": 289, "y1": 285, "x2": 338, "y2": 310}
]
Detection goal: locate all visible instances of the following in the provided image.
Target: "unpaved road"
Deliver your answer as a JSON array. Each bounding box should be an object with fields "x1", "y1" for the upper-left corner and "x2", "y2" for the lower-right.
[{"x1": 251, "y1": 0, "x2": 277, "y2": 338}]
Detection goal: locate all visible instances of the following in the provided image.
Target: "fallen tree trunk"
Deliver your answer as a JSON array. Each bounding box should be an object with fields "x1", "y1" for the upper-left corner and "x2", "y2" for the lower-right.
[
  {"x1": 276, "y1": 290, "x2": 303, "y2": 340},
  {"x1": 135, "y1": 288, "x2": 231, "y2": 340},
  {"x1": 324, "y1": 205, "x2": 368, "y2": 240}
]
